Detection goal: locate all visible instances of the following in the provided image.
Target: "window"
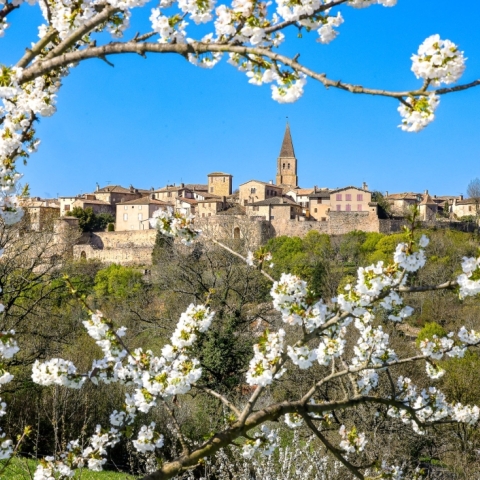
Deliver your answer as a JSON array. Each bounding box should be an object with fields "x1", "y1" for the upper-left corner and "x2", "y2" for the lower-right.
[
  {"x1": 357, "y1": 204, "x2": 362, "y2": 211},
  {"x1": 283, "y1": 163, "x2": 286, "y2": 169},
  {"x1": 202, "y1": 213, "x2": 205, "y2": 217},
  {"x1": 357, "y1": 194, "x2": 363, "y2": 201},
  {"x1": 210, "y1": 187, "x2": 214, "y2": 193},
  {"x1": 270, "y1": 216, "x2": 275, "y2": 220},
  {"x1": 244, "y1": 200, "x2": 248, "y2": 206},
  {"x1": 336, "y1": 205, "x2": 341, "y2": 211},
  {"x1": 253, "y1": 206, "x2": 259, "y2": 211},
  {"x1": 223, "y1": 177, "x2": 225, "y2": 182},
  {"x1": 250, "y1": 187, "x2": 256, "y2": 194},
  {"x1": 336, "y1": 194, "x2": 342, "y2": 201},
  {"x1": 123, "y1": 213, "x2": 128, "y2": 220},
  {"x1": 167, "y1": 192, "x2": 172, "y2": 197},
  {"x1": 287, "y1": 163, "x2": 291, "y2": 169},
  {"x1": 314, "y1": 208, "x2": 317, "y2": 213},
  {"x1": 124, "y1": 205, "x2": 128, "y2": 210},
  {"x1": 317, "y1": 198, "x2": 322, "y2": 204},
  {"x1": 65, "y1": 205, "x2": 70, "y2": 211},
  {"x1": 208, "y1": 213, "x2": 211, "y2": 217},
  {"x1": 138, "y1": 213, "x2": 143, "y2": 220},
  {"x1": 345, "y1": 194, "x2": 352, "y2": 201},
  {"x1": 138, "y1": 205, "x2": 142, "y2": 210},
  {"x1": 346, "y1": 204, "x2": 351, "y2": 212},
  {"x1": 321, "y1": 217, "x2": 326, "y2": 221}
]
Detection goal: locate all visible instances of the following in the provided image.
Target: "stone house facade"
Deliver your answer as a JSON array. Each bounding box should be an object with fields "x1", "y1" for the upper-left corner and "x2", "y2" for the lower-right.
[
  {"x1": 239, "y1": 180, "x2": 283, "y2": 206},
  {"x1": 116, "y1": 196, "x2": 171, "y2": 231},
  {"x1": 246, "y1": 196, "x2": 302, "y2": 221},
  {"x1": 329, "y1": 186, "x2": 372, "y2": 213},
  {"x1": 94, "y1": 184, "x2": 149, "y2": 205},
  {"x1": 308, "y1": 189, "x2": 331, "y2": 221},
  {"x1": 207, "y1": 172, "x2": 232, "y2": 196}
]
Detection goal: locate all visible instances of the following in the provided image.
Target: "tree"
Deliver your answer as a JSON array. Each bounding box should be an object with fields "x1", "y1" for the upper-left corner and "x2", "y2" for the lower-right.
[
  {"x1": 2, "y1": 209, "x2": 480, "y2": 480},
  {"x1": 66, "y1": 207, "x2": 115, "y2": 232},
  {"x1": 0, "y1": 0, "x2": 480, "y2": 212},
  {"x1": 467, "y1": 178, "x2": 480, "y2": 225}
]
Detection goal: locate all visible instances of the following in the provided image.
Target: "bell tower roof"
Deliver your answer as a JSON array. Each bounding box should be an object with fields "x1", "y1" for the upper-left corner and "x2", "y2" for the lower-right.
[{"x1": 279, "y1": 122, "x2": 295, "y2": 158}]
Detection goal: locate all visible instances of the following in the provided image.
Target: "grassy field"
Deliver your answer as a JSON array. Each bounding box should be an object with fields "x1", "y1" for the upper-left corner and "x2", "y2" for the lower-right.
[{"x1": 1, "y1": 458, "x2": 136, "y2": 479}]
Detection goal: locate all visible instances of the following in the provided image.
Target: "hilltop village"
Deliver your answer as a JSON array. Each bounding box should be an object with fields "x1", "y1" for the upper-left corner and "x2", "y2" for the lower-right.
[{"x1": 21, "y1": 125, "x2": 477, "y2": 265}]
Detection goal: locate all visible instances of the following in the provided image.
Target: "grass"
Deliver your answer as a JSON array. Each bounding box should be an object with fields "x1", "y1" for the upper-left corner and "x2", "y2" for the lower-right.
[{"x1": 0, "y1": 457, "x2": 136, "y2": 479}]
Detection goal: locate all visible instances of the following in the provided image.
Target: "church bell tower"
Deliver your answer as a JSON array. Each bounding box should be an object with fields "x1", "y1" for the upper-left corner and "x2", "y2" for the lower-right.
[{"x1": 276, "y1": 122, "x2": 298, "y2": 188}]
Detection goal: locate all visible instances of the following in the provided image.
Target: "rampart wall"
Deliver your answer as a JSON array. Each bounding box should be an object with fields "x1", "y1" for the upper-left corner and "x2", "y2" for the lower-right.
[{"x1": 71, "y1": 213, "x2": 475, "y2": 266}]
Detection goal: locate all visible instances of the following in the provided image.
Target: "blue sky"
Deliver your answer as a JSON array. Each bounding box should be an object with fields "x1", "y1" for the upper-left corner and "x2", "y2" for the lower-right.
[{"x1": 3, "y1": 0, "x2": 480, "y2": 197}]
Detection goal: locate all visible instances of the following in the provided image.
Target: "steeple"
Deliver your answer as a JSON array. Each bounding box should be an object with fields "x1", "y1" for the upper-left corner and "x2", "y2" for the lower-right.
[
  {"x1": 276, "y1": 121, "x2": 298, "y2": 188},
  {"x1": 279, "y1": 122, "x2": 295, "y2": 158}
]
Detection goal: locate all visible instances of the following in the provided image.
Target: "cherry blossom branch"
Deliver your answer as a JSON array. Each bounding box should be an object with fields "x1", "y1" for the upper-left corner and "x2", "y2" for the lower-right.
[
  {"x1": 209, "y1": 238, "x2": 275, "y2": 282},
  {"x1": 303, "y1": 414, "x2": 364, "y2": 480},
  {"x1": 194, "y1": 385, "x2": 241, "y2": 417},
  {"x1": 18, "y1": 41, "x2": 480, "y2": 101}
]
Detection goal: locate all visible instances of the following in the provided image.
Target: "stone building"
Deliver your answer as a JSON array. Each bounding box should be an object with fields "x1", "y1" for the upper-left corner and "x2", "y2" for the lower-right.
[
  {"x1": 419, "y1": 192, "x2": 438, "y2": 221},
  {"x1": 197, "y1": 198, "x2": 226, "y2": 217},
  {"x1": 72, "y1": 195, "x2": 114, "y2": 215},
  {"x1": 276, "y1": 123, "x2": 298, "y2": 189},
  {"x1": 239, "y1": 180, "x2": 283, "y2": 206},
  {"x1": 286, "y1": 188, "x2": 314, "y2": 209},
  {"x1": 21, "y1": 198, "x2": 60, "y2": 231},
  {"x1": 94, "y1": 184, "x2": 149, "y2": 205},
  {"x1": 207, "y1": 172, "x2": 233, "y2": 196},
  {"x1": 116, "y1": 196, "x2": 171, "y2": 231},
  {"x1": 176, "y1": 197, "x2": 197, "y2": 216},
  {"x1": 329, "y1": 186, "x2": 372, "y2": 213},
  {"x1": 154, "y1": 184, "x2": 194, "y2": 202},
  {"x1": 246, "y1": 196, "x2": 302, "y2": 221},
  {"x1": 308, "y1": 188, "x2": 331, "y2": 221}
]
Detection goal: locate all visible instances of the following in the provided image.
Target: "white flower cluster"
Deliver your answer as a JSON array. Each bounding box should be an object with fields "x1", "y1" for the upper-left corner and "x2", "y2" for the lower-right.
[
  {"x1": 458, "y1": 326, "x2": 480, "y2": 345},
  {"x1": 0, "y1": 330, "x2": 19, "y2": 359},
  {"x1": 357, "y1": 369, "x2": 378, "y2": 394},
  {"x1": 242, "y1": 425, "x2": 279, "y2": 459},
  {"x1": 33, "y1": 457, "x2": 74, "y2": 480},
  {"x1": 352, "y1": 324, "x2": 397, "y2": 367},
  {"x1": 287, "y1": 345, "x2": 317, "y2": 369},
  {"x1": 284, "y1": 412, "x2": 304, "y2": 428},
  {"x1": 393, "y1": 236, "x2": 428, "y2": 272},
  {"x1": 83, "y1": 311, "x2": 127, "y2": 362},
  {"x1": 32, "y1": 358, "x2": 87, "y2": 389},
  {"x1": 132, "y1": 422, "x2": 164, "y2": 453},
  {"x1": 316, "y1": 324, "x2": 347, "y2": 366},
  {"x1": 418, "y1": 333, "x2": 465, "y2": 362},
  {"x1": 457, "y1": 256, "x2": 480, "y2": 299},
  {"x1": 348, "y1": 0, "x2": 396, "y2": 8},
  {"x1": 246, "y1": 329, "x2": 285, "y2": 386},
  {"x1": 411, "y1": 34, "x2": 466, "y2": 86},
  {"x1": 150, "y1": 8, "x2": 188, "y2": 44},
  {"x1": 0, "y1": 329, "x2": 17, "y2": 461},
  {"x1": 150, "y1": 208, "x2": 200, "y2": 245},
  {"x1": 338, "y1": 425, "x2": 367, "y2": 455},
  {"x1": 271, "y1": 74, "x2": 307, "y2": 104},
  {"x1": 271, "y1": 273, "x2": 329, "y2": 332},
  {"x1": 398, "y1": 94, "x2": 440, "y2": 133},
  {"x1": 389, "y1": 377, "x2": 480, "y2": 433}
]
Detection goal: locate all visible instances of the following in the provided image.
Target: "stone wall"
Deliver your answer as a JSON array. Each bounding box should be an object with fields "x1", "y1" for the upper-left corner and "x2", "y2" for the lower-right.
[
  {"x1": 271, "y1": 211, "x2": 380, "y2": 236},
  {"x1": 73, "y1": 230, "x2": 157, "y2": 265}
]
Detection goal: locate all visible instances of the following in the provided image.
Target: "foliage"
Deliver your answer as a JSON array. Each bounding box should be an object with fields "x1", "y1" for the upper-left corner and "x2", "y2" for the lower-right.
[
  {"x1": 66, "y1": 207, "x2": 114, "y2": 232},
  {"x1": 416, "y1": 322, "x2": 448, "y2": 347},
  {"x1": 94, "y1": 264, "x2": 144, "y2": 300}
]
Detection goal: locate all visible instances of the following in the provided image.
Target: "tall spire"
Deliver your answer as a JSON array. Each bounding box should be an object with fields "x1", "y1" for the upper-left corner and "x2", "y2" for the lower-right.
[{"x1": 279, "y1": 122, "x2": 295, "y2": 158}]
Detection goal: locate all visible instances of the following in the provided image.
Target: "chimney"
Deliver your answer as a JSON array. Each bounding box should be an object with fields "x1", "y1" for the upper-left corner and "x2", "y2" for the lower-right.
[
  {"x1": 424, "y1": 189, "x2": 428, "y2": 195},
  {"x1": 314, "y1": 185, "x2": 317, "y2": 193},
  {"x1": 269, "y1": 180, "x2": 273, "y2": 184},
  {"x1": 459, "y1": 194, "x2": 464, "y2": 201},
  {"x1": 362, "y1": 182, "x2": 368, "y2": 191},
  {"x1": 181, "y1": 183, "x2": 184, "y2": 188},
  {"x1": 129, "y1": 185, "x2": 134, "y2": 193},
  {"x1": 385, "y1": 191, "x2": 389, "y2": 197}
]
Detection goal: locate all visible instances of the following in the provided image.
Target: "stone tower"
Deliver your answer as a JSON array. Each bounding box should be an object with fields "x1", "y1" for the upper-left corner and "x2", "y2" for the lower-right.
[{"x1": 276, "y1": 123, "x2": 298, "y2": 188}]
